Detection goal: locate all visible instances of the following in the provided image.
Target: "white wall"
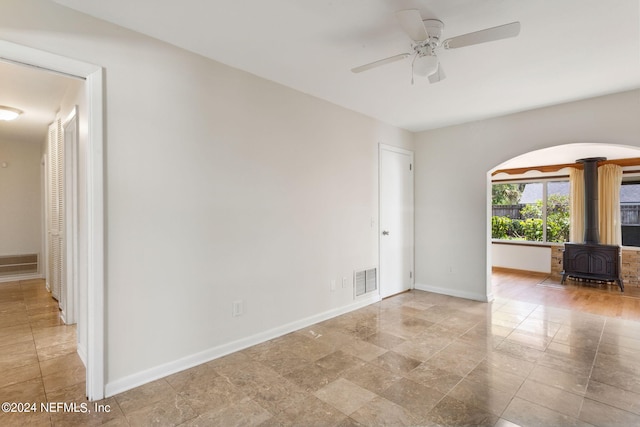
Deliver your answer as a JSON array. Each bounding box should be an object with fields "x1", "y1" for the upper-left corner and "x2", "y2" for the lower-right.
[
  {"x1": 0, "y1": 138, "x2": 42, "y2": 258},
  {"x1": 0, "y1": 0, "x2": 413, "y2": 395},
  {"x1": 491, "y1": 243, "x2": 551, "y2": 273},
  {"x1": 414, "y1": 89, "x2": 640, "y2": 301}
]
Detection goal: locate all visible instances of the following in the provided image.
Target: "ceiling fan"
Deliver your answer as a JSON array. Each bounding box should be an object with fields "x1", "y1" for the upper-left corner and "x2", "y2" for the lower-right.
[{"x1": 352, "y1": 9, "x2": 520, "y2": 83}]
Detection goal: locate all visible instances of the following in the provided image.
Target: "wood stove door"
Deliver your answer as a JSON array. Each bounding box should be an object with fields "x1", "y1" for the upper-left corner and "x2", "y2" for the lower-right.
[{"x1": 572, "y1": 250, "x2": 591, "y2": 272}]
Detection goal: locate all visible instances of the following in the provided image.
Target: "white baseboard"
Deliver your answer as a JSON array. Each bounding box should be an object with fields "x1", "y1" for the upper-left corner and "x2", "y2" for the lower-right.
[
  {"x1": 485, "y1": 292, "x2": 495, "y2": 303},
  {"x1": 0, "y1": 273, "x2": 44, "y2": 284},
  {"x1": 77, "y1": 343, "x2": 87, "y2": 368},
  {"x1": 104, "y1": 293, "x2": 381, "y2": 397},
  {"x1": 414, "y1": 282, "x2": 490, "y2": 302}
]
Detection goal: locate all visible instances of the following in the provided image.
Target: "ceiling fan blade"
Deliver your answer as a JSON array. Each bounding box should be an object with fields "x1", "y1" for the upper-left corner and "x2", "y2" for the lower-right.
[
  {"x1": 351, "y1": 53, "x2": 410, "y2": 73},
  {"x1": 396, "y1": 9, "x2": 429, "y2": 42},
  {"x1": 443, "y1": 21, "x2": 520, "y2": 49},
  {"x1": 428, "y1": 63, "x2": 446, "y2": 83}
]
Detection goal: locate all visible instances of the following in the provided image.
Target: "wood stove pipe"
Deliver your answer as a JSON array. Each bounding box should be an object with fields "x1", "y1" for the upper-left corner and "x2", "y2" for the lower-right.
[{"x1": 577, "y1": 157, "x2": 606, "y2": 244}]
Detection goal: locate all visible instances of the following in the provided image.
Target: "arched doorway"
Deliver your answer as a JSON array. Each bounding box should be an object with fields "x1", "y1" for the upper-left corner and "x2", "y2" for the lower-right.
[{"x1": 487, "y1": 142, "x2": 640, "y2": 297}]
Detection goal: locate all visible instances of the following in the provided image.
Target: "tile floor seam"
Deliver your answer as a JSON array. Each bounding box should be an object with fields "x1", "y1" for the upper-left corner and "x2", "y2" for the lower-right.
[
  {"x1": 502, "y1": 302, "x2": 554, "y2": 423},
  {"x1": 506, "y1": 305, "x2": 613, "y2": 425},
  {"x1": 111, "y1": 392, "x2": 130, "y2": 425},
  {"x1": 26, "y1": 288, "x2": 48, "y2": 388},
  {"x1": 440, "y1": 357, "x2": 491, "y2": 418},
  {"x1": 577, "y1": 315, "x2": 608, "y2": 422},
  {"x1": 580, "y1": 394, "x2": 640, "y2": 426}
]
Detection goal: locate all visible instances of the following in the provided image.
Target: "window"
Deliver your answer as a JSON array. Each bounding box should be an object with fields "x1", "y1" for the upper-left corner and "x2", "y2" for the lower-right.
[
  {"x1": 492, "y1": 180, "x2": 569, "y2": 243},
  {"x1": 621, "y1": 181, "x2": 640, "y2": 247}
]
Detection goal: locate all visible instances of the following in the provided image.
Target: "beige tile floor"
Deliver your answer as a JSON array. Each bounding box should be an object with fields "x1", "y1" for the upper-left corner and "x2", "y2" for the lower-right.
[{"x1": 1, "y1": 275, "x2": 640, "y2": 426}]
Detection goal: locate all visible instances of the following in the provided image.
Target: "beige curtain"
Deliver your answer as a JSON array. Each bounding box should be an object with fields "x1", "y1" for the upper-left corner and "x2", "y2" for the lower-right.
[
  {"x1": 569, "y1": 167, "x2": 584, "y2": 242},
  {"x1": 598, "y1": 164, "x2": 622, "y2": 245}
]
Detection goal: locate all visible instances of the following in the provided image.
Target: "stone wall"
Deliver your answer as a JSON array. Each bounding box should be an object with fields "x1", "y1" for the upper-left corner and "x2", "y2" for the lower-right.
[
  {"x1": 550, "y1": 246, "x2": 564, "y2": 281},
  {"x1": 621, "y1": 249, "x2": 640, "y2": 288}
]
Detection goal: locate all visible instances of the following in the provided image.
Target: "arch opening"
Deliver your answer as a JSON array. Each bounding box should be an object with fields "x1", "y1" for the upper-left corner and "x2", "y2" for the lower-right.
[{"x1": 486, "y1": 142, "x2": 640, "y2": 299}]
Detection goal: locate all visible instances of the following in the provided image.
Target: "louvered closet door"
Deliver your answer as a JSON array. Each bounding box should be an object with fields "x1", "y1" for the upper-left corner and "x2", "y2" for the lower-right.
[{"x1": 47, "y1": 119, "x2": 64, "y2": 302}]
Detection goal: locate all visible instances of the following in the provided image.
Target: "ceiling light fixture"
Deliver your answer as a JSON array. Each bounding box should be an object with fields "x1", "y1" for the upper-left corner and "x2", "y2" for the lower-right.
[
  {"x1": 412, "y1": 54, "x2": 439, "y2": 77},
  {"x1": 0, "y1": 106, "x2": 23, "y2": 121}
]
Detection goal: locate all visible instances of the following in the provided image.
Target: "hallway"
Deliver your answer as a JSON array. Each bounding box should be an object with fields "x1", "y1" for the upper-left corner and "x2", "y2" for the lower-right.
[{"x1": 0, "y1": 279, "x2": 85, "y2": 425}]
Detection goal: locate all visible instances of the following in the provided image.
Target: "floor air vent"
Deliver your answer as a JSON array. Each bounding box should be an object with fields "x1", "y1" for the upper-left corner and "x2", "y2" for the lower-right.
[{"x1": 355, "y1": 268, "x2": 377, "y2": 297}]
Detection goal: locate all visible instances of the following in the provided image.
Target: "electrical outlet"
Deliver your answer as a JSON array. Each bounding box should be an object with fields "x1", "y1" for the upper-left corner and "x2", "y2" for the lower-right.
[
  {"x1": 330, "y1": 280, "x2": 336, "y2": 292},
  {"x1": 342, "y1": 277, "x2": 348, "y2": 288},
  {"x1": 232, "y1": 300, "x2": 244, "y2": 317}
]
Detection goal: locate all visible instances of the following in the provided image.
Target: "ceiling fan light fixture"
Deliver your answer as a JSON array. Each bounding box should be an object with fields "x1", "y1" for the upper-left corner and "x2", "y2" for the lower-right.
[
  {"x1": 0, "y1": 106, "x2": 23, "y2": 121},
  {"x1": 413, "y1": 55, "x2": 439, "y2": 77},
  {"x1": 352, "y1": 10, "x2": 520, "y2": 84}
]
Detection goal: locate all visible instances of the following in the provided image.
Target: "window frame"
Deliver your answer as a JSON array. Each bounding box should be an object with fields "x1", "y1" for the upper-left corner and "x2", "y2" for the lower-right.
[
  {"x1": 620, "y1": 173, "x2": 640, "y2": 248},
  {"x1": 491, "y1": 177, "x2": 570, "y2": 245}
]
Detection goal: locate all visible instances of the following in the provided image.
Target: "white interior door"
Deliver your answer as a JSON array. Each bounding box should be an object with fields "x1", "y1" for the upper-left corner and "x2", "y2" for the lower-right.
[{"x1": 379, "y1": 144, "x2": 414, "y2": 298}]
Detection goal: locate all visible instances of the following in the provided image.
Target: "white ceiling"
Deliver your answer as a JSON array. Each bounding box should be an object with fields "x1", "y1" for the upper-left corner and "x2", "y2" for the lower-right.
[
  {"x1": 0, "y1": 60, "x2": 78, "y2": 144},
  {"x1": 53, "y1": 0, "x2": 640, "y2": 132},
  {"x1": 3, "y1": 1, "x2": 638, "y2": 152},
  {"x1": 493, "y1": 143, "x2": 640, "y2": 180}
]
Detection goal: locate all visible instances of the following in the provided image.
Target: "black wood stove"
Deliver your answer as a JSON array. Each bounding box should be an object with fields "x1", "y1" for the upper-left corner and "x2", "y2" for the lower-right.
[{"x1": 561, "y1": 157, "x2": 624, "y2": 291}]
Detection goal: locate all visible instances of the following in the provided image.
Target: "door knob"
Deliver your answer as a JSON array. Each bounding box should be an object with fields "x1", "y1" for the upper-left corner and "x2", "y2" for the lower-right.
[{"x1": 382, "y1": 230, "x2": 390, "y2": 236}]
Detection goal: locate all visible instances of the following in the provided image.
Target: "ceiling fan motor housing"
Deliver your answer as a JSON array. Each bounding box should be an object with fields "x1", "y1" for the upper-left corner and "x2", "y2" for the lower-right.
[
  {"x1": 422, "y1": 19, "x2": 444, "y2": 40},
  {"x1": 351, "y1": 9, "x2": 520, "y2": 85}
]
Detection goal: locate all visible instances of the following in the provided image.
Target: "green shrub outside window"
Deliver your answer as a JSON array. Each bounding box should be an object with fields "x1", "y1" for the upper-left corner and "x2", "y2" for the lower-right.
[{"x1": 491, "y1": 181, "x2": 569, "y2": 243}]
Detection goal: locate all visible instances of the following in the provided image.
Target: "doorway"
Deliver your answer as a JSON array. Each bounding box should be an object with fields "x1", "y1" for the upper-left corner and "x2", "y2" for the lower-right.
[
  {"x1": 0, "y1": 40, "x2": 105, "y2": 400},
  {"x1": 379, "y1": 144, "x2": 414, "y2": 298},
  {"x1": 487, "y1": 143, "x2": 640, "y2": 300}
]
